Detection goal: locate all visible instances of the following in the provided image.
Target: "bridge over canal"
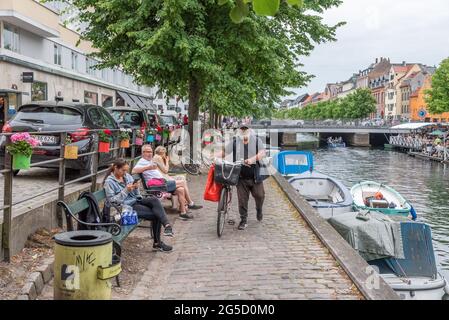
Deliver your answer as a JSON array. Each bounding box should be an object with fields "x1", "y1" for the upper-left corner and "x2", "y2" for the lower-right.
[{"x1": 249, "y1": 123, "x2": 411, "y2": 147}]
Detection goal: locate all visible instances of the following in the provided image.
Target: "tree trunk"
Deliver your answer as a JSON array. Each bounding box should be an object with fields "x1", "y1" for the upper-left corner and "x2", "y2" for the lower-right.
[{"x1": 188, "y1": 78, "x2": 200, "y2": 150}]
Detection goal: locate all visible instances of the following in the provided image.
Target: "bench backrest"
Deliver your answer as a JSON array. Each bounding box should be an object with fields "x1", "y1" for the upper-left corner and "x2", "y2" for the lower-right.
[{"x1": 67, "y1": 189, "x2": 107, "y2": 215}]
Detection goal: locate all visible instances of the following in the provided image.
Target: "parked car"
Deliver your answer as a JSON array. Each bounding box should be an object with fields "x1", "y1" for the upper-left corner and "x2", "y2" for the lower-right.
[
  {"x1": 160, "y1": 114, "x2": 180, "y2": 130},
  {"x1": 0, "y1": 101, "x2": 119, "y2": 177},
  {"x1": 107, "y1": 107, "x2": 149, "y2": 133}
]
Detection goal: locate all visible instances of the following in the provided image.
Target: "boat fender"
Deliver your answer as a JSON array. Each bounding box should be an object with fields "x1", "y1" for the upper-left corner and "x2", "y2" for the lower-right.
[{"x1": 410, "y1": 205, "x2": 418, "y2": 221}]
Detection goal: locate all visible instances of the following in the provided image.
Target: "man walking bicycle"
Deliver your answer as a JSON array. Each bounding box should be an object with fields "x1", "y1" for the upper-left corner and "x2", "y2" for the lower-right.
[{"x1": 223, "y1": 124, "x2": 267, "y2": 230}]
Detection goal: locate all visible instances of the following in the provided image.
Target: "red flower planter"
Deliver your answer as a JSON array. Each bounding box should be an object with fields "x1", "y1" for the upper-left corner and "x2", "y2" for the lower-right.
[{"x1": 98, "y1": 142, "x2": 110, "y2": 153}]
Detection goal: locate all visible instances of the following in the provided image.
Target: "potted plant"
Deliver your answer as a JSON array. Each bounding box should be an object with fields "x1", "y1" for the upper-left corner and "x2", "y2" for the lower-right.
[
  {"x1": 64, "y1": 135, "x2": 79, "y2": 159},
  {"x1": 146, "y1": 128, "x2": 156, "y2": 143},
  {"x1": 6, "y1": 132, "x2": 41, "y2": 170},
  {"x1": 98, "y1": 129, "x2": 112, "y2": 153},
  {"x1": 119, "y1": 128, "x2": 131, "y2": 148},
  {"x1": 135, "y1": 129, "x2": 144, "y2": 146}
]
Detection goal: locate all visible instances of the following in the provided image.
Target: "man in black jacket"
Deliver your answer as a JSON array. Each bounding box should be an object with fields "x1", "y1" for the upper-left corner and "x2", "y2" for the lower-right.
[{"x1": 224, "y1": 125, "x2": 267, "y2": 230}]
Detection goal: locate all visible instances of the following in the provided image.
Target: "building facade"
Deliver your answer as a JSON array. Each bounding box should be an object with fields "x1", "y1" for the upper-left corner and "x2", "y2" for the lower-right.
[{"x1": 0, "y1": 0, "x2": 187, "y2": 127}]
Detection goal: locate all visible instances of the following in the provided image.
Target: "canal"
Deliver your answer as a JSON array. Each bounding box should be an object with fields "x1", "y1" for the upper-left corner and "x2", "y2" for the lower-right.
[{"x1": 295, "y1": 146, "x2": 449, "y2": 280}]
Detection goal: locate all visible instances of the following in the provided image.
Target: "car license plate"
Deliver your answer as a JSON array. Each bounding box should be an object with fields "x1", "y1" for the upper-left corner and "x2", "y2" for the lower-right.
[{"x1": 33, "y1": 135, "x2": 57, "y2": 144}]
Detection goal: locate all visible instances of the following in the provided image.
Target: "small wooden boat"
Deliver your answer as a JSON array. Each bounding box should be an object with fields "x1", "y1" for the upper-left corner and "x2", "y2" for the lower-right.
[
  {"x1": 289, "y1": 171, "x2": 353, "y2": 219},
  {"x1": 351, "y1": 181, "x2": 411, "y2": 217}
]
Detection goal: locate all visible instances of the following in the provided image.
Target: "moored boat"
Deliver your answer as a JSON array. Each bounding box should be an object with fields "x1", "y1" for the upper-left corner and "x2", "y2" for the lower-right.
[
  {"x1": 288, "y1": 171, "x2": 353, "y2": 219},
  {"x1": 272, "y1": 151, "x2": 313, "y2": 178},
  {"x1": 328, "y1": 212, "x2": 449, "y2": 300},
  {"x1": 351, "y1": 181, "x2": 412, "y2": 217}
]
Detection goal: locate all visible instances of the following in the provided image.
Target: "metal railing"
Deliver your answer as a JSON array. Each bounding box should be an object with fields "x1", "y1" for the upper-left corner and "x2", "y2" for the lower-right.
[{"x1": 0, "y1": 127, "x2": 159, "y2": 262}]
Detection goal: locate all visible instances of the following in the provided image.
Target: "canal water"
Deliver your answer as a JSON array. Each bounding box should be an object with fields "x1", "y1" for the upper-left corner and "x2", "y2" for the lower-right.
[{"x1": 298, "y1": 146, "x2": 449, "y2": 280}]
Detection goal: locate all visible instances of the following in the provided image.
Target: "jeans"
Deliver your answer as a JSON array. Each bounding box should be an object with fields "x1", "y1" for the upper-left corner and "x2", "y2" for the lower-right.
[
  {"x1": 236, "y1": 179, "x2": 265, "y2": 222},
  {"x1": 133, "y1": 197, "x2": 169, "y2": 244}
]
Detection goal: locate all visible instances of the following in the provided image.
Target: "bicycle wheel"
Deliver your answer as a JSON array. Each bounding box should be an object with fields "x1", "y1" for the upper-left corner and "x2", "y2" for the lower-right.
[
  {"x1": 217, "y1": 187, "x2": 228, "y2": 237},
  {"x1": 182, "y1": 160, "x2": 201, "y2": 175}
]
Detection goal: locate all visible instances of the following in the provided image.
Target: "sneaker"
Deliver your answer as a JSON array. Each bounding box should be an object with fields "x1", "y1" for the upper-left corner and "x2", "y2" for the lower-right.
[
  {"x1": 164, "y1": 226, "x2": 174, "y2": 237},
  {"x1": 179, "y1": 213, "x2": 194, "y2": 220},
  {"x1": 257, "y1": 209, "x2": 263, "y2": 222},
  {"x1": 188, "y1": 204, "x2": 203, "y2": 210},
  {"x1": 238, "y1": 221, "x2": 247, "y2": 230},
  {"x1": 153, "y1": 241, "x2": 173, "y2": 252}
]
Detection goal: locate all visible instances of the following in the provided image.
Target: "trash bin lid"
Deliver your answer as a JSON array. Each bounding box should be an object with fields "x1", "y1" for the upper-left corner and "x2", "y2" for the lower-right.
[{"x1": 54, "y1": 230, "x2": 112, "y2": 247}]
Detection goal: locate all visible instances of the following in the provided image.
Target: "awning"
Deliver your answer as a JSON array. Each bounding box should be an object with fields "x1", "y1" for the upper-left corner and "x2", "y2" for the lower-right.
[
  {"x1": 390, "y1": 123, "x2": 435, "y2": 130},
  {"x1": 128, "y1": 94, "x2": 146, "y2": 109},
  {"x1": 141, "y1": 97, "x2": 157, "y2": 112},
  {"x1": 117, "y1": 91, "x2": 138, "y2": 108}
]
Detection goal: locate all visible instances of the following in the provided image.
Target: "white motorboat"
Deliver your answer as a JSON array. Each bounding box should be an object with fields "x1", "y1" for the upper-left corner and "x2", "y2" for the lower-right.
[{"x1": 288, "y1": 171, "x2": 353, "y2": 219}]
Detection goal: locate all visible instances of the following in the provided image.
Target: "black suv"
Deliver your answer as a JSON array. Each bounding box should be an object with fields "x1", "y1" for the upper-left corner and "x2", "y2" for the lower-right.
[{"x1": 0, "y1": 101, "x2": 119, "y2": 176}]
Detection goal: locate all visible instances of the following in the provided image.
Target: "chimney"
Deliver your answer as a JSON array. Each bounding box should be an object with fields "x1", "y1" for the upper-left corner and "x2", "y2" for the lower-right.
[
  {"x1": 402, "y1": 61, "x2": 406, "y2": 66},
  {"x1": 375, "y1": 58, "x2": 378, "y2": 63}
]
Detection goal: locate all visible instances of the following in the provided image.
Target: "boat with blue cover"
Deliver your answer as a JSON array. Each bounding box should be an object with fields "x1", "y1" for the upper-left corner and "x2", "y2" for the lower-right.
[
  {"x1": 328, "y1": 212, "x2": 449, "y2": 300},
  {"x1": 272, "y1": 151, "x2": 313, "y2": 178}
]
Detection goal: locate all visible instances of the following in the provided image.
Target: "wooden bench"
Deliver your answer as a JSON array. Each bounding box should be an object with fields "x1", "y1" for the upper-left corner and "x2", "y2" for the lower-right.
[{"x1": 57, "y1": 189, "x2": 143, "y2": 286}]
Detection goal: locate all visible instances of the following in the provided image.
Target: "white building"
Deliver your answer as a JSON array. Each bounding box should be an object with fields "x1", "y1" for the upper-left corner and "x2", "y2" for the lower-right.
[{"x1": 0, "y1": 0, "x2": 185, "y2": 126}]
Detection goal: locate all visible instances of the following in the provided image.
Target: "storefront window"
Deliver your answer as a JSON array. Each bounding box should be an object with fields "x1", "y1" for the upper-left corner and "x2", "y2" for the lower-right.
[
  {"x1": 102, "y1": 94, "x2": 113, "y2": 107},
  {"x1": 31, "y1": 82, "x2": 48, "y2": 101},
  {"x1": 84, "y1": 91, "x2": 98, "y2": 105}
]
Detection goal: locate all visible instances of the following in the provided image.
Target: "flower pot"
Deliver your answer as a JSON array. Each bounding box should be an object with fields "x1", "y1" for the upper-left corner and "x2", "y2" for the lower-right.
[
  {"x1": 163, "y1": 131, "x2": 169, "y2": 139},
  {"x1": 98, "y1": 141, "x2": 110, "y2": 153},
  {"x1": 146, "y1": 135, "x2": 155, "y2": 143},
  {"x1": 64, "y1": 145, "x2": 79, "y2": 159},
  {"x1": 155, "y1": 134, "x2": 162, "y2": 142},
  {"x1": 135, "y1": 137, "x2": 143, "y2": 146},
  {"x1": 120, "y1": 139, "x2": 130, "y2": 148},
  {"x1": 12, "y1": 153, "x2": 31, "y2": 170}
]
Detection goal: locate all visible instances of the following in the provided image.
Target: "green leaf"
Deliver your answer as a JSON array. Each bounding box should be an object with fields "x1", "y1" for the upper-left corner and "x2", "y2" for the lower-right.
[
  {"x1": 218, "y1": 0, "x2": 229, "y2": 5},
  {"x1": 229, "y1": 0, "x2": 249, "y2": 23},
  {"x1": 286, "y1": 0, "x2": 303, "y2": 7},
  {"x1": 253, "y1": 0, "x2": 280, "y2": 16}
]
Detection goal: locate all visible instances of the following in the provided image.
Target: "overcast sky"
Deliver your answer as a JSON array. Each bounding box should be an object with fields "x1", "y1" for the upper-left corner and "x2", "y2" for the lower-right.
[{"x1": 285, "y1": 0, "x2": 449, "y2": 99}]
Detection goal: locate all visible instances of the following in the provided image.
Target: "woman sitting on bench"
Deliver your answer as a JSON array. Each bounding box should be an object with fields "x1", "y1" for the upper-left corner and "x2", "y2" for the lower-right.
[
  {"x1": 104, "y1": 158, "x2": 173, "y2": 252},
  {"x1": 132, "y1": 144, "x2": 202, "y2": 221}
]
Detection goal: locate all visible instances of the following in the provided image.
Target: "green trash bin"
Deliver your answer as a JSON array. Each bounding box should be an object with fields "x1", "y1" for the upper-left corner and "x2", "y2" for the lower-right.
[{"x1": 53, "y1": 230, "x2": 121, "y2": 300}]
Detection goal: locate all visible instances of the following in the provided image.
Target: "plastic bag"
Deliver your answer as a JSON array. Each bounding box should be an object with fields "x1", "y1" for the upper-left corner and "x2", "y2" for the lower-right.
[{"x1": 204, "y1": 166, "x2": 223, "y2": 202}]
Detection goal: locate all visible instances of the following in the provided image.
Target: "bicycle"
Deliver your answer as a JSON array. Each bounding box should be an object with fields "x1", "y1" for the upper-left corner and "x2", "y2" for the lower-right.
[
  {"x1": 167, "y1": 139, "x2": 215, "y2": 176},
  {"x1": 216, "y1": 160, "x2": 244, "y2": 237}
]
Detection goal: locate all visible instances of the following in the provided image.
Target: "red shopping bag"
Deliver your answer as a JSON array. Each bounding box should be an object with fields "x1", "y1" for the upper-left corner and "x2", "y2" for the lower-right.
[{"x1": 203, "y1": 166, "x2": 222, "y2": 202}]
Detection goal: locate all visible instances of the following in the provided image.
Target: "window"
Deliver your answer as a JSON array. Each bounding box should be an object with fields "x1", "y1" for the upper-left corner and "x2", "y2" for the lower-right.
[
  {"x1": 157, "y1": 92, "x2": 163, "y2": 99},
  {"x1": 167, "y1": 104, "x2": 175, "y2": 111},
  {"x1": 71, "y1": 52, "x2": 78, "y2": 70},
  {"x1": 88, "y1": 107, "x2": 105, "y2": 126},
  {"x1": 3, "y1": 24, "x2": 20, "y2": 53},
  {"x1": 86, "y1": 58, "x2": 96, "y2": 76},
  {"x1": 54, "y1": 44, "x2": 62, "y2": 65},
  {"x1": 184, "y1": 104, "x2": 189, "y2": 111},
  {"x1": 84, "y1": 91, "x2": 98, "y2": 105},
  {"x1": 31, "y1": 82, "x2": 48, "y2": 101},
  {"x1": 102, "y1": 94, "x2": 113, "y2": 107},
  {"x1": 99, "y1": 108, "x2": 117, "y2": 128}
]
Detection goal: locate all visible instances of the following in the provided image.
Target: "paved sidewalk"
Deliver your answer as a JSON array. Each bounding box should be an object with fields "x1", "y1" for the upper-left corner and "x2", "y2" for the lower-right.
[{"x1": 130, "y1": 176, "x2": 362, "y2": 300}]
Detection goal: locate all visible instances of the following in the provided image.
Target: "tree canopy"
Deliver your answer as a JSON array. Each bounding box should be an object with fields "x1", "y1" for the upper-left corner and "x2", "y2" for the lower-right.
[
  {"x1": 425, "y1": 57, "x2": 449, "y2": 115},
  {"x1": 66, "y1": 0, "x2": 343, "y2": 137},
  {"x1": 274, "y1": 89, "x2": 376, "y2": 120}
]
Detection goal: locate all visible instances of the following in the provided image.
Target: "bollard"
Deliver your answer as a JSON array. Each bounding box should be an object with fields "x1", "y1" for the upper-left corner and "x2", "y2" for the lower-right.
[{"x1": 53, "y1": 230, "x2": 121, "y2": 300}]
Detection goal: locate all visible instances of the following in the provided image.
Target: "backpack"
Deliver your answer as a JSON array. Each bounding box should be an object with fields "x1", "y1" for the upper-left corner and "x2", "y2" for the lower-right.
[{"x1": 77, "y1": 191, "x2": 102, "y2": 230}]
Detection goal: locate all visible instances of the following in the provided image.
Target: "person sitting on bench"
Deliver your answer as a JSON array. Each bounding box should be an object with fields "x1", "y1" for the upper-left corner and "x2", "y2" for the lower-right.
[
  {"x1": 104, "y1": 158, "x2": 173, "y2": 252},
  {"x1": 153, "y1": 146, "x2": 203, "y2": 213},
  {"x1": 132, "y1": 144, "x2": 202, "y2": 220}
]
